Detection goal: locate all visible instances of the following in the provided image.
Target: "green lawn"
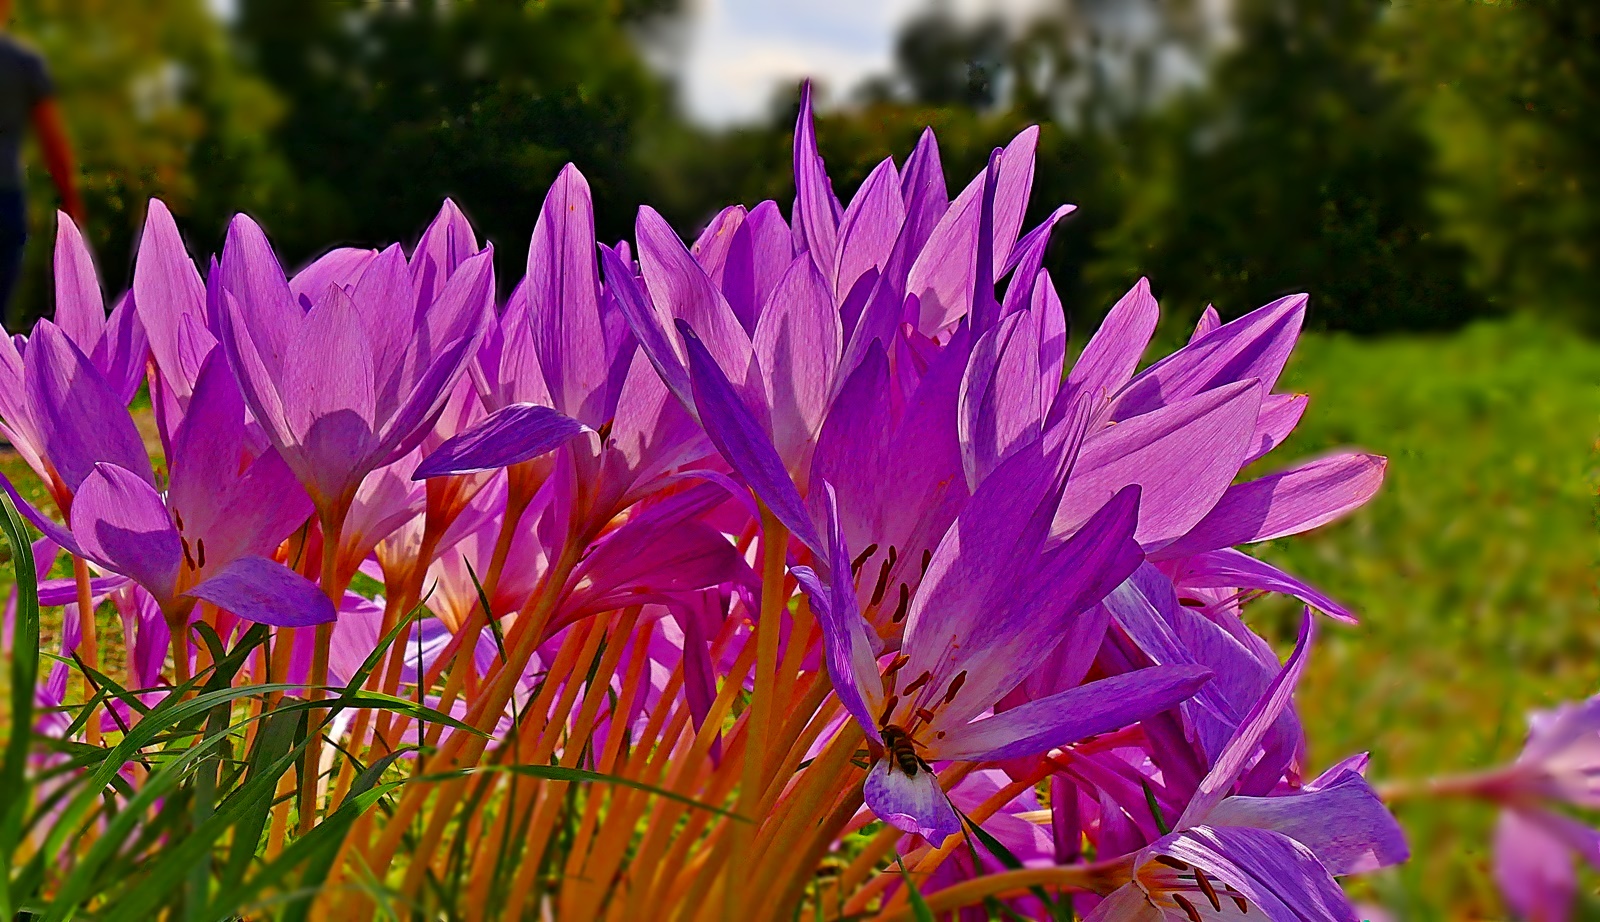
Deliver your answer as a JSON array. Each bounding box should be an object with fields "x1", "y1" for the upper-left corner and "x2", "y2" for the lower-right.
[
  {"x1": 2, "y1": 317, "x2": 1596, "y2": 917},
  {"x1": 1250, "y1": 316, "x2": 1600, "y2": 918}
]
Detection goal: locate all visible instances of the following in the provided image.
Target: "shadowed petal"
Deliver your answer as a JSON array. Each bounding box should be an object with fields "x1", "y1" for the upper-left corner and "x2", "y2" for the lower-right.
[
  {"x1": 680, "y1": 321, "x2": 822, "y2": 554},
  {"x1": 414, "y1": 403, "x2": 589, "y2": 479},
  {"x1": 1179, "y1": 610, "x2": 1314, "y2": 828},
  {"x1": 70, "y1": 463, "x2": 181, "y2": 605},
  {"x1": 752, "y1": 255, "x2": 841, "y2": 461},
  {"x1": 185, "y1": 555, "x2": 337, "y2": 627},
  {"x1": 864, "y1": 760, "x2": 963, "y2": 843},
  {"x1": 168, "y1": 351, "x2": 245, "y2": 535},
  {"x1": 289, "y1": 247, "x2": 377, "y2": 311},
  {"x1": 935, "y1": 665, "x2": 1212, "y2": 762},
  {"x1": 793, "y1": 483, "x2": 885, "y2": 746},
  {"x1": 1495, "y1": 809, "x2": 1579, "y2": 922},
  {"x1": 25, "y1": 321, "x2": 153, "y2": 491},
  {"x1": 636, "y1": 207, "x2": 757, "y2": 398},
  {"x1": 721, "y1": 200, "x2": 792, "y2": 334}
]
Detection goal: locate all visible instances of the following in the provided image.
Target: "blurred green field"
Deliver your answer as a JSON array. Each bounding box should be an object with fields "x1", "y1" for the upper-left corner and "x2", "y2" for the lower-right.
[
  {"x1": 2, "y1": 316, "x2": 1596, "y2": 918},
  {"x1": 1248, "y1": 316, "x2": 1600, "y2": 918}
]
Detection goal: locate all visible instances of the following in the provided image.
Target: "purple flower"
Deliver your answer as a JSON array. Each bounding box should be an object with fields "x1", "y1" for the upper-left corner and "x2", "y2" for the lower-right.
[
  {"x1": 3, "y1": 350, "x2": 330, "y2": 629},
  {"x1": 215, "y1": 206, "x2": 494, "y2": 518},
  {"x1": 1085, "y1": 613, "x2": 1406, "y2": 921},
  {"x1": 795, "y1": 439, "x2": 1211, "y2": 842}
]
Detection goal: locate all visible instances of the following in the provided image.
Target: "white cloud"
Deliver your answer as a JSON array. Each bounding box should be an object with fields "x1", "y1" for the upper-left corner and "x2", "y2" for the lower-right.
[{"x1": 676, "y1": 0, "x2": 1053, "y2": 126}]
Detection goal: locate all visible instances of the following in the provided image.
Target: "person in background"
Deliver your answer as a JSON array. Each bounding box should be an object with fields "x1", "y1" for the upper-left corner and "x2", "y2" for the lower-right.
[{"x1": 0, "y1": 0, "x2": 84, "y2": 322}]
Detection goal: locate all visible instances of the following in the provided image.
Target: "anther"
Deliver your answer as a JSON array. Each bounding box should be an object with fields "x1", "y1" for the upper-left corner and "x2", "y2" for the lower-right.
[
  {"x1": 915, "y1": 707, "x2": 936, "y2": 724},
  {"x1": 195, "y1": 538, "x2": 206, "y2": 569},
  {"x1": 174, "y1": 510, "x2": 184, "y2": 532},
  {"x1": 920, "y1": 548, "x2": 932, "y2": 575},
  {"x1": 1192, "y1": 868, "x2": 1221, "y2": 912},
  {"x1": 890, "y1": 584, "x2": 910, "y2": 622},
  {"x1": 1153, "y1": 856, "x2": 1187, "y2": 869},
  {"x1": 941, "y1": 671, "x2": 967, "y2": 704},
  {"x1": 869, "y1": 558, "x2": 893, "y2": 606},
  {"x1": 1231, "y1": 895, "x2": 1249, "y2": 913},
  {"x1": 850, "y1": 543, "x2": 880, "y2": 576},
  {"x1": 181, "y1": 536, "x2": 196, "y2": 570},
  {"x1": 902, "y1": 671, "x2": 932, "y2": 697},
  {"x1": 884, "y1": 653, "x2": 910, "y2": 681},
  {"x1": 1172, "y1": 894, "x2": 1204, "y2": 922},
  {"x1": 878, "y1": 696, "x2": 900, "y2": 727}
]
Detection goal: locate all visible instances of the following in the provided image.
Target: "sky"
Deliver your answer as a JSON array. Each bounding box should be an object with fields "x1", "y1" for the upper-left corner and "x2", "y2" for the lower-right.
[{"x1": 673, "y1": 0, "x2": 1052, "y2": 126}]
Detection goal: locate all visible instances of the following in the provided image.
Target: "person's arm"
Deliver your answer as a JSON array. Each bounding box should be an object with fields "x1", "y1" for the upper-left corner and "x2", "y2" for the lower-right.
[{"x1": 29, "y1": 98, "x2": 84, "y2": 225}]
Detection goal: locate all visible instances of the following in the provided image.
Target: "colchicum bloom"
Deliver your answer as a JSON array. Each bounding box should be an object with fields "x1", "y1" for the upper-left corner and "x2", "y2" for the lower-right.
[{"x1": 1, "y1": 83, "x2": 1440, "y2": 922}]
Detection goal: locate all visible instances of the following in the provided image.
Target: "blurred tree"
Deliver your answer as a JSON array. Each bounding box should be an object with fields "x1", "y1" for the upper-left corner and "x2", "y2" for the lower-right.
[
  {"x1": 1389, "y1": 0, "x2": 1599, "y2": 330},
  {"x1": 10, "y1": 0, "x2": 290, "y2": 326},
  {"x1": 1086, "y1": 0, "x2": 1484, "y2": 333},
  {"x1": 232, "y1": 0, "x2": 686, "y2": 288}
]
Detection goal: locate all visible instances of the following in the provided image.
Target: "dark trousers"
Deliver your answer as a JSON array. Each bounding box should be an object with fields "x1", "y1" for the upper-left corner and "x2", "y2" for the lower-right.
[{"x1": 0, "y1": 189, "x2": 24, "y2": 327}]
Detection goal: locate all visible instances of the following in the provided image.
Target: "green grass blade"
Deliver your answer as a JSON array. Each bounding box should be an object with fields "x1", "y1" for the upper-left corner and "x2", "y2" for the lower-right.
[{"x1": 0, "y1": 494, "x2": 39, "y2": 918}]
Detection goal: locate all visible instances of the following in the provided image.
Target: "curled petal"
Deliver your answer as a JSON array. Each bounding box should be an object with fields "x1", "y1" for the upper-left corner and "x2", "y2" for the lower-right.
[
  {"x1": 185, "y1": 555, "x2": 337, "y2": 628},
  {"x1": 414, "y1": 403, "x2": 589, "y2": 480}
]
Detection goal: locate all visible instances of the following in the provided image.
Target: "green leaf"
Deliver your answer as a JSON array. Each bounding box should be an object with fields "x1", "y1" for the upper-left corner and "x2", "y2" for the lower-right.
[
  {"x1": 893, "y1": 852, "x2": 935, "y2": 922},
  {"x1": 0, "y1": 494, "x2": 39, "y2": 918}
]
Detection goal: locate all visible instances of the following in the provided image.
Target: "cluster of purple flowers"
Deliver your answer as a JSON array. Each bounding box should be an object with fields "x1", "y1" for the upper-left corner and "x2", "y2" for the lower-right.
[{"x1": 5, "y1": 84, "x2": 1590, "y2": 918}]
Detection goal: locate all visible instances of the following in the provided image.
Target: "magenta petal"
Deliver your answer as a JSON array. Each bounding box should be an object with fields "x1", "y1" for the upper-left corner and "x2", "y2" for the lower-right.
[
  {"x1": 52, "y1": 213, "x2": 106, "y2": 350},
  {"x1": 721, "y1": 200, "x2": 792, "y2": 334},
  {"x1": 0, "y1": 471, "x2": 81, "y2": 555},
  {"x1": 529, "y1": 166, "x2": 609, "y2": 425},
  {"x1": 185, "y1": 555, "x2": 337, "y2": 628},
  {"x1": 70, "y1": 463, "x2": 182, "y2": 605},
  {"x1": 1179, "y1": 609, "x2": 1314, "y2": 827},
  {"x1": 751, "y1": 255, "x2": 841, "y2": 461},
  {"x1": 1158, "y1": 453, "x2": 1387, "y2": 559},
  {"x1": 92, "y1": 294, "x2": 149, "y2": 405},
  {"x1": 636, "y1": 207, "x2": 757, "y2": 397},
  {"x1": 833, "y1": 156, "x2": 905, "y2": 299},
  {"x1": 1057, "y1": 379, "x2": 1263, "y2": 546},
  {"x1": 134, "y1": 199, "x2": 208, "y2": 393},
  {"x1": 1207, "y1": 771, "x2": 1408, "y2": 875},
  {"x1": 959, "y1": 309, "x2": 1043, "y2": 487},
  {"x1": 1063, "y1": 278, "x2": 1158, "y2": 418},
  {"x1": 218, "y1": 214, "x2": 300, "y2": 384},
  {"x1": 792, "y1": 82, "x2": 841, "y2": 279},
  {"x1": 792, "y1": 483, "x2": 885, "y2": 746},
  {"x1": 168, "y1": 351, "x2": 245, "y2": 536},
  {"x1": 282, "y1": 285, "x2": 378, "y2": 501},
  {"x1": 1244, "y1": 391, "x2": 1308, "y2": 465},
  {"x1": 680, "y1": 321, "x2": 821, "y2": 554},
  {"x1": 289, "y1": 247, "x2": 378, "y2": 311},
  {"x1": 1113, "y1": 293, "x2": 1305, "y2": 420},
  {"x1": 1180, "y1": 548, "x2": 1356, "y2": 623},
  {"x1": 1495, "y1": 809, "x2": 1579, "y2": 922},
  {"x1": 1146, "y1": 825, "x2": 1358, "y2": 922},
  {"x1": 863, "y1": 760, "x2": 963, "y2": 843},
  {"x1": 25, "y1": 321, "x2": 153, "y2": 492},
  {"x1": 936, "y1": 665, "x2": 1212, "y2": 762},
  {"x1": 414, "y1": 403, "x2": 589, "y2": 479}
]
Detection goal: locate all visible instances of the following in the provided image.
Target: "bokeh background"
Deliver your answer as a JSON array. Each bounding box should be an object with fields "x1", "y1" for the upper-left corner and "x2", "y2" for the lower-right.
[{"x1": 3, "y1": 0, "x2": 1597, "y2": 916}]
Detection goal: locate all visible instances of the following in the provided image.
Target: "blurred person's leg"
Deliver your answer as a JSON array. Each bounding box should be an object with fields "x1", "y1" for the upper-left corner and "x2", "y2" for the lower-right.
[{"x1": 0, "y1": 188, "x2": 24, "y2": 328}]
